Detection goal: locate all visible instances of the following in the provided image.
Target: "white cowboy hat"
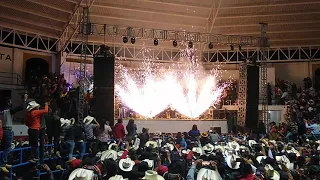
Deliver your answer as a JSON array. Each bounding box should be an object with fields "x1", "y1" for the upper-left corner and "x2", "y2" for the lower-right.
[
  {"x1": 192, "y1": 147, "x2": 203, "y2": 155},
  {"x1": 256, "y1": 156, "x2": 267, "y2": 164},
  {"x1": 203, "y1": 144, "x2": 214, "y2": 154},
  {"x1": 264, "y1": 165, "x2": 280, "y2": 180},
  {"x1": 196, "y1": 168, "x2": 221, "y2": 180},
  {"x1": 142, "y1": 159, "x2": 154, "y2": 170},
  {"x1": 101, "y1": 150, "x2": 117, "y2": 161},
  {"x1": 61, "y1": 119, "x2": 71, "y2": 127},
  {"x1": 11, "y1": 143, "x2": 15, "y2": 150},
  {"x1": 248, "y1": 140, "x2": 258, "y2": 148},
  {"x1": 154, "y1": 131, "x2": 162, "y2": 136},
  {"x1": 286, "y1": 147, "x2": 300, "y2": 156},
  {"x1": 119, "y1": 158, "x2": 135, "y2": 172},
  {"x1": 108, "y1": 143, "x2": 117, "y2": 150},
  {"x1": 146, "y1": 141, "x2": 158, "y2": 148},
  {"x1": 276, "y1": 155, "x2": 292, "y2": 170},
  {"x1": 214, "y1": 145, "x2": 225, "y2": 152},
  {"x1": 22, "y1": 141, "x2": 29, "y2": 146},
  {"x1": 133, "y1": 137, "x2": 140, "y2": 150},
  {"x1": 96, "y1": 151, "x2": 102, "y2": 158},
  {"x1": 118, "y1": 151, "x2": 124, "y2": 158},
  {"x1": 182, "y1": 149, "x2": 191, "y2": 154},
  {"x1": 68, "y1": 168, "x2": 94, "y2": 180},
  {"x1": 26, "y1": 101, "x2": 40, "y2": 111},
  {"x1": 227, "y1": 141, "x2": 240, "y2": 151},
  {"x1": 83, "y1": 116, "x2": 95, "y2": 125},
  {"x1": 164, "y1": 143, "x2": 174, "y2": 151},
  {"x1": 142, "y1": 170, "x2": 164, "y2": 180},
  {"x1": 109, "y1": 175, "x2": 128, "y2": 180},
  {"x1": 225, "y1": 154, "x2": 240, "y2": 169}
]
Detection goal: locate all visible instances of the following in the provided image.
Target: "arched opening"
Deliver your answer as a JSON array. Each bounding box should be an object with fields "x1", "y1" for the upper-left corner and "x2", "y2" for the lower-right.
[
  {"x1": 315, "y1": 68, "x2": 320, "y2": 90},
  {"x1": 25, "y1": 58, "x2": 49, "y2": 86}
]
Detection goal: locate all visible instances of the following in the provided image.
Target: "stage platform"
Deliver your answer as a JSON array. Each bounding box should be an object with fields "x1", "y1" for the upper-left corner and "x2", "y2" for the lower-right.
[{"x1": 122, "y1": 119, "x2": 228, "y2": 134}]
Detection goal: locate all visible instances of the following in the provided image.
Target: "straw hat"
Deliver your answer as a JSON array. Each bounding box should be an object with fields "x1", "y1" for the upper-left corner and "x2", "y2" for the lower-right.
[
  {"x1": 68, "y1": 168, "x2": 94, "y2": 180},
  {"x1": 26, "y1": 101, "x2": 40, "y2": 111},
  {"x1": 201, "y1": 132, "x2": 208, "y2": 138},
  {"x1": 196, "y1": 168, "x2": 221, "y2": 180},
  {"x1": 109, "y1": 175, "x2": 128, "y2": 180},
  {"x1": 101, "y1": 150, "x2": 117, "y2": 161},
  {"x1": 142, "y1": 170, "x2": 164, "y2": 180},
  {"x1": 119, "y1": 158, "x2": 135, "y2": 172},
  {"x1": 83, "y1": 116, "x2": 95, "y2": 125}
]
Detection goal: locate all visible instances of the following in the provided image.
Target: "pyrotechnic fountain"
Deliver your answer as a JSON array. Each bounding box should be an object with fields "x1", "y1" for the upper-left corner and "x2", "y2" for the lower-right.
[{"x1": 115, "y1": 43, "x2": 229, "y2": 119}]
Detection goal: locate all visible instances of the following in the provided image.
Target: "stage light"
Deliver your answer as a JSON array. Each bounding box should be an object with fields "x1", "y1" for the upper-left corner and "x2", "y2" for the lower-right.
[
  {"x1": 154, "y1": 39, "x2": 158, "y2": 46},
  {"x1": 239, "y1": 44, "x2": 242, "y2": 51},
  {"x1": 131, "y1": 37, "x2": 135, "y2": 44},
  {"x1": 230, "y1": 44, "x2": 234, "y2": 51},
  {"x1": 123, "y1": 36, "x2": 128, "y2": 43},
  {"x1": 173, "y1": 40, "x2": 177, "y2": 47},
  {"x1": 188, "y1": 41, "x2": 193, "y2": 48},
  {"x1": 208, "y1": 42, "x2": 214, "y2": 49}
]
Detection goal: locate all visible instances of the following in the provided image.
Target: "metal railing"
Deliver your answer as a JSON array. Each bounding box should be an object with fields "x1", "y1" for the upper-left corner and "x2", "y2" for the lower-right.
[{"x1": 0, "y1": 72, "x2": 24, "y2": 86}]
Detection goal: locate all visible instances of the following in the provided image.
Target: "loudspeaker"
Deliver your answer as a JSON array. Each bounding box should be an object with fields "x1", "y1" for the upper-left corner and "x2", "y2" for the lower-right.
[
  {"x1": 245, "y1": 65, "x2": 259, "y2": 129},
  {"x1": 92, "y1": 46, "x2": 115, "y2": 126}
]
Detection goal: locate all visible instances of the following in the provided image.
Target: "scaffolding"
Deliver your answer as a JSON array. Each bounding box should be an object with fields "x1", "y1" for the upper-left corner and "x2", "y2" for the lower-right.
[
  {"x1": 78, "y1": 6, "x2": 90, "y2": 123},
  {"x1": 259, "y1": 23, "x2": 269, "y2": 128}
]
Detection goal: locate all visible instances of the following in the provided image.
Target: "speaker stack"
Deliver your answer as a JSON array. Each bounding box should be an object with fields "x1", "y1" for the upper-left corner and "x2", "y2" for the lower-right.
[{"x1": 92, "y1": 45, "x2": 115, "y2": 126}]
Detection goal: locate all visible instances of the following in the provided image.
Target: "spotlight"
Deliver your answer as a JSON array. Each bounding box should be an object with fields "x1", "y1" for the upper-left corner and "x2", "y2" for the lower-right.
[
  {"x1": 239, "y1": 44, "x2": 242, "y2": 51},
  {"x1": 230, "y1": 44, "x2": 234, "y2": 51},
  {"x1": 173, "y1": 40, "x2": 177, "y2": 47},
  {"x1": 123, "y1": 36, "x2": 128, "y2": 43},
  {"x1": 208, "y1": 42, "x2": 214, "y2": 49},
  {"x1": 154, "y1": 39, "x2": 158, "y2": 46},
  {"x1": 131, "y1": 37, "x2": 135, "y2": 44},
  {"x1": 188, "y1": 41, "x2": 193, "y2": 48}
]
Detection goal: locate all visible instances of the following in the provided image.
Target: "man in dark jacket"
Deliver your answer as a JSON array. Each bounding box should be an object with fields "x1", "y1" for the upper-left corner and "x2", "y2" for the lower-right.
[{"x1": 139, "y1": 128, "x2": 149, "y2": 148}]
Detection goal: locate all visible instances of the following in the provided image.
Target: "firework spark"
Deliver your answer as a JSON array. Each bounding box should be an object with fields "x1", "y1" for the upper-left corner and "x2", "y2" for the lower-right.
[{"x1": 115, "y1": 44, "x2": 228, "y2": 118}]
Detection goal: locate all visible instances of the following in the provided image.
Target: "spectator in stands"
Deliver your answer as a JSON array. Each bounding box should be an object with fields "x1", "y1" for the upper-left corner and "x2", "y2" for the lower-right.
[
  {"x1": 126, "y1": 119, "x2": 137, "y2": 142},
  {"x1": 25, "y1": 100, "x2": 49, "y2": 163},
  {"x1": 139, "y1": 128, "x2": 149, "y2": 148},
  {"x1": 188, "y1": 124, "x2": 200, "y2": 141},
  {"x1": 46, "y1": 101, "x2": 61, "y2": 157},
  {"x1": 74, "y1": 121, "x2": 86, "y2": 159},
  {"x1": 83, "y1": 116, "x2": 100, "y2": 152},
  {"x1": 96, "y1": 121, "x2": 112, "y2": 151},
  {"x1": 208, "y1": 129, "x2": 220, "y2": 144},
  {"x1": 175, "y1": 132, "x2": 187, "y2": 149},
  {"x1": 0, "y1": 94, "x2": 28, "y2": 173},
  {"x1": 199, "y1": 132, "x2": 210, "y2": 146},
  {"x1": 304, "y1": 119, "x2": 320, "y2": 138},
  {"x1": 113, "y1": 119, "x2": 125, "y2": 141},
  {"x1": 61, "y1": 118, "x2": 75, "y2": 160}
]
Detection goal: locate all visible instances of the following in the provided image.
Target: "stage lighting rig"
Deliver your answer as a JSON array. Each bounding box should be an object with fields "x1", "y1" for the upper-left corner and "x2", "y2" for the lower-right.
[
  {"x1": 131, "y1": 37, "x2": 136, "y2": 44},
  {"x1": 154, "y1": 39, "x2": 158, "y2": 46},
  {"x1": 123, "y1": 36, "x2": 128, "y2": 43},
  {"x1": 173, "y1": 40, "x2": 177, "y2": 47},
  {"x1": 208, "y1": 42, "x2": 214, "y2": 49}
]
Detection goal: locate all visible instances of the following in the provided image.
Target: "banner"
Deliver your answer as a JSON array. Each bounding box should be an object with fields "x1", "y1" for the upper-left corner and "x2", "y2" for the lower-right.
[{"x1": 0, "y1": 46, "x2": 13, "y2": 73}]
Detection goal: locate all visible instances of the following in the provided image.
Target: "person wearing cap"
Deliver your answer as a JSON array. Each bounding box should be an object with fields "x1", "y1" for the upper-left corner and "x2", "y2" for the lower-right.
[
  {"x1": 25, "y1": 100, "x2": 49, "y2": 163},
  {"x1": 0, "y1": 94, "x2": 28, "y2": 172}
]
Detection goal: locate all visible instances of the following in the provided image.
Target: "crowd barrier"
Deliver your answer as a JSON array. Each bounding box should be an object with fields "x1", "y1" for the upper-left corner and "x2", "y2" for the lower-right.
[{"x1": 1, "y1": 142, "x2": 88, "y2": 180}]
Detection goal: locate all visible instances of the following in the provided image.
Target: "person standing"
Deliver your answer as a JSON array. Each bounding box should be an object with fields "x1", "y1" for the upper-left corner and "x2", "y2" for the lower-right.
[
  {"x1": 96, "y1": 121, "x2": 112, "y2": 151},
  {"x1": 126, "y1": 119, "x2": 137, "y2": 142},
  {"x1": 0, "y1": 94, "x2": 28, "y2": 173},
  {"x1": 113, "y1": 118, "x2": 125, "y2": 141},
  {"x1": 83, "y1": 116, "x2": 100, "y2": 152},
  {"x1": 25, "y1": 100, "x2": 49, "y2": 163}
]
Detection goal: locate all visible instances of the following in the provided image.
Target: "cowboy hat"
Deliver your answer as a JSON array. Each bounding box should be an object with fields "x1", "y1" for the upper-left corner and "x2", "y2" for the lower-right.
[
  {"x1": 264, "y1": 165, "x2": 280, "y2": 180},
  {"x1": 117, "y1": 151, "x2": 124, "y2": 158},
  {"x1": 201, "y1": 132, "x2": 208, "y2": 138},
  {"x1": 68, "y1": 168, "x2": 94, "y2": 180},
  {"x1": 26, "y1": 101, "x2": 40, "y2": 111},
  {"x1": 142, "y1": 159, "x2": 154, "y2": 170},
  {"x1": 256, "y1": 156, "x2": 267, "y2": 164},
  {"x1": 108, "y1": 143, "x2": 117, "y2": 150},
  {"x1": 192, "y1": 147, "x2": 203, "y2": 155},
  {"x1": 142, "y1": 170, "x2": 164, "y2": 180},
  {"x1": 11, "y1": 143, "x2": 15, "y2": 150},
  {"x1": 101, "y1": 150, "x2": 117, "y2": 161},
  {"x1": 164, "y1": 143, "x2": 174, "y2": 151},
  {"x1": 146, "y1": 141, "x2": 158, "y2": 148},
  {"x1": 196, "y1": 168, "x2": 221, "y2": 180},
  {"x1": 83, "y1": 116, "x2": 95, "y2": 125},
  {"x1": 133, "y1": 137, "x2": 140, "y2": 150},
  {"x1": 286, "y1": 147, "x2": 300, "y2": 156},
  {"x1": 248, "y1": 140, "x2": 258, "y2": 148},
  {"x1": 276, "y1": 155, "x2": 292, "y2": 170},
  {"x1": 203, "y1": 144, "x2": 214, "y2": 154},
  {"x1": 119, "y1": 158, "x2": 135, "y2": 172},
  {"x1": 227, "y1": 141, "x2": 240, "y2": 151},
  {"x1": 182, "y1": 149, "x2": 191, "y2": 154},
  {"x1": 21, "y1": 141, "x2": 29, "y2": 146},
  {"x1": 61, "y1": 119, "x2": 71, "y2": 127},
  {"x1": 225, "y1": 154, "x2": 240, "y2": 169},
  {"x1": 109, "y1": 175, "x2": 128, "y2": 180}
]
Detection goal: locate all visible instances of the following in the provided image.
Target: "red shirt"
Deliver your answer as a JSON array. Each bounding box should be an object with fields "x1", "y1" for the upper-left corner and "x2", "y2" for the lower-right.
[
  {"x1": 25, "y1": 105, "x2": 48, "y2": 130},
  {"x1": 113, "y1": 123, "x2": 125, "y2": 139}
]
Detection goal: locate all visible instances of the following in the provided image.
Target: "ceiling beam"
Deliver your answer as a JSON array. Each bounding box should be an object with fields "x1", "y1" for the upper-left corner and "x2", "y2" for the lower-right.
[
  {"x1": 138, "y1": 0, "x2": 211, "y2": 10},
  {"x1": 0, "y1": 23, "x2": 58, "y2": 38},
  {"x1": 208, "y1": 0, "x2": 222, "y2": 34},
  {"x1": 209, "y1": 20, "x2": 320, "y2": 28},
  {"x1": 24, "y1": 0, "x2": 72, "y2": 14},
  {"x1": 92, "y1": 2, "x2": 207, "y2": 20},
  {"x1": 0, "y1": 14, "x2": 63, "y2": 32},
  {"x1": 0, "y1": 2, "x2": 66, "y2": 22},
  {"x1": 217, "y1": 11, "x2": 320, "y2": 19},
  {"x1": 220, "y1": 0, "x2": 320, "y2": 9}
]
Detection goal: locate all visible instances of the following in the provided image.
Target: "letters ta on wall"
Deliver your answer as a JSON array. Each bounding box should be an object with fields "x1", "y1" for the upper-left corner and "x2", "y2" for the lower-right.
[{"x1": 0, "y1": 46, "x2": 13, "y2": 73}]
